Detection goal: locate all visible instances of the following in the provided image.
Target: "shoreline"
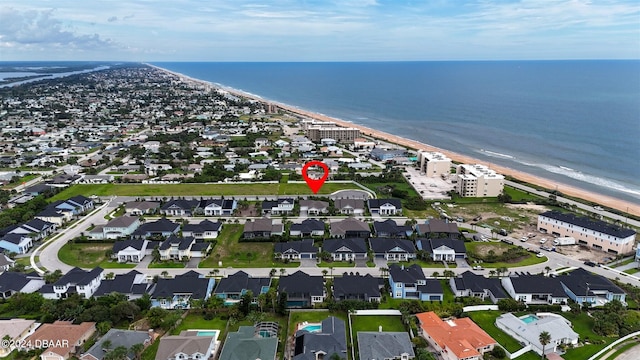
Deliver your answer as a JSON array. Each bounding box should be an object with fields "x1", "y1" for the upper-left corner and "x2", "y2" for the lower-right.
[{"x1": 149, "y1": 64, "x2": 640, "y2": 217}]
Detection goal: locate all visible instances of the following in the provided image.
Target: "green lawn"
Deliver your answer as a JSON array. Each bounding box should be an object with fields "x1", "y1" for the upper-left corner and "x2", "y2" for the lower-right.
[
  {"x1": 317, "y1": 261, "x2": 355, "y2": 268},
  {"x1": 562, "y1": 312, "x2": 617, "y2": 360},
  {"x1": 2, "y1": 174, "x2": 39, "y2": 189},
  {"x1": 465, "y1": 241, "x2": 547, "y2": 268},
  {"x1": 198, "y1": 224, "x2": 298, "y2": 268},
  {"x1": 363, "y1": 181, "x2": 420, "y2": 198},
  {"x1": 391, "y1": 259, "x2": 455, "y2": 268},
  {"x1": 58, "y1": 242, "x2": 136, "y2": 269},
  {"x1": 288, "y1": 311, "x2": 348, "y2": 342},
  {"x1": 148, "y1": 262, "x2": 186, "y2": 268},
  {"x1": 141, "y1": 337, "x2": 160, "y2": 360},
  {"x1": 48, "y1": 182, "x2": 362, "y2": 200},
  {"x1": 624, "y1": 267, "x2": 640, "y2": 275},
  {"x1": 351, "y1": 315, "x2": 406, "y2": 359},
  {"x1": 171, "y1": 313, "x2": 228, "y2": 335},
  {"x1": 503, "y1": 186, "x2": 544, "y2": 202},
  {"x1": 615, "y1": 257, "x2": 636, "y2": 267},
  {"x1": 467, "y1": 311, "x2": 526, "y2": 353}
]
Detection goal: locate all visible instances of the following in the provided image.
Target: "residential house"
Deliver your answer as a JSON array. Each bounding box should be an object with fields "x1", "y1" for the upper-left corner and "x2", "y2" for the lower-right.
[
  {"x1": 182, "y1": 220, "x2": 222, "y2": 240},
  {"x1": 330, "y1": 218, "x2": 371, "y2": 238},
  {"x1": 290, "y1": 219, "x2": 325, "y2": 237},
  {"x1": 124, "y1": 201, "x2": 160, "y2": 216},
  {"x1": 160, "y1": 199, "x2": 199, "y2": 216},
  {"x1": 330, "y1": 190, "x2": 371, "y2": 200},
  {"x1": 274, "y1": 239, "x2": 318, "y2": 261},
  {"x1": 154, "y1": 331, "x2": 219, "y2": 360},
  {"x1": 0, "y1": 254, "x2": 15, "y2": 272},
  {"x1": 23, "y1": 183, "x2": 53, "y2": 197},
  {"x1": 35, "y1": 207, "x2": 71, "y2": 227},
  {"x1": 369, "y1": 238, "x2": 416, "y2": 262},
  {"x1": 243, "y1": 218, "x2": 284, "y2": 239},
  {"x1": 158, "y1": 236, "x2": 211, "y2": 261},
  {"x1": 334, "y1": 199, "x2": 365, "y2": 215},
  {"x1": 388, "y1": 264, "x2": 443, "y2": 301},
  {"x1": 449, "y1": 271, "x2": 508, "y2": 304},
  {"x1": 0, "y1": 234, "x2": 33, "y2": 254},
  {"x1": 80, "y1": 329, "x2": 152, "y2": 360},
  {"x1": 373, "y1": 219, "x2": 413, "y2": 238},
  {"x1": 112, "y1": 239, "x2": 149, "y2": 263},
  {"x1": 369, "y1": 148, "x2": 406, "y2": 161},
  {"x1": 149, "y1": 271, "x2": 215, "y2": 309},
  {"x1": 213, "y1": 271, "x2": 271, "y2": 303},
  {"x1": 261, "y1": 198, "x2": 295, "y2": 215},
  {"x1": 299, "y1": 200, "x2": 329, "y2": 216},
  {"x1": 0, "y1": 272, "x2": 45, "y2": 299},
  {"x1": 560, "y1": 268, "x2": 626, "y2": 306},
  {"x1": 415, "y1": 219, "x2": 460, "y2": 239},
  {"x1": 0, "y1": 319, "x2": 39, "y2": 356},
  {"x1": 218, "y1": 326, "x2": 278, "y2": 360},
  {"x1": 132, "y1": 218, "x2": 181, "y2": 239},
  {"x1": 90, "y1": 216, "x2": 141, "y2": 240},
  {"x1": 496, "y1": 313, "x2": 578, "y2": 356},
  {"x1": 278, "y1": 271, "x2": 325, "y2": 307},
  {"x1": 39, "y1": 267, "x2": 103, "y2": 299},
  {"x1": 201, "y1": 199, "x2": 237, "y2": 216},
  {"x1": 6, "y1": 218, "x2": 57, "y2": 241},
  {"x1": 368, "y1": 199, "x2": 402, "y2": 216},
  {"x1": 27, "y1": 321, "x2": 95, "y2": 360},
  {"x1": 357, "y1": 332, "x2": 415, "y2": 360},
  {"x1": 501, "y1": 273, "x2": 569, "y2": 305},
  {"x1": 45, "y1": 174, "x2": 82, "y2": 187},
  {"x1": 292, "y1": 316, "x2": 347, "y2": 360},
  {"x1": 333, "y1": 274, "x2": 381, "y2": 302},
  {"x1": 416, "y1": 312, "x2": 497, "y2": 360},
  {"x1": 63, "y1": 195, "x2": 95, "y2": 214},
  {"x1": 93, "y1": 270, "x2": 150, "y2": 300},
  {"x1": 416, "y1": 238, "x2": 467, "y2": 262},
  {"x1": 78, "y1": 175, "x2": 113, "y2": 184},
  {"x1": 321, "y1": 238, "x2": 368, "y2": 262}
]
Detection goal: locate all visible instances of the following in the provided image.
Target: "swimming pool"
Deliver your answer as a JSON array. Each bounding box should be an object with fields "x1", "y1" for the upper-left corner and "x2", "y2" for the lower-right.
[
  {"x1": 299, "y1": 323, "x2": 322, "y2": 332},
  {"x1": 520, "y1": 315, "x2": 539, "y2": 324},
  {"x1": 196, "y1": 330, "x2": 219, "y2": 337}
]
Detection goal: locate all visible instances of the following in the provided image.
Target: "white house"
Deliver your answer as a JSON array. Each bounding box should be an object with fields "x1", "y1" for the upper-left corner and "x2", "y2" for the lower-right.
[
  {"x1": 41, "y1": 267, "x2": 103, "y2": 299},
  {"x1": 113, "y1": 239, "x2": 149, "y2": 263}
]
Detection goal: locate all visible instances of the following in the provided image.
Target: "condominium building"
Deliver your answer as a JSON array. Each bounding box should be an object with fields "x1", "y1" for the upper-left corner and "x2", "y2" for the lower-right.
[
  {"x1": 305, "y1": 126, "x2": 361, "y2": 143},
  {"x1": 537, "y1": 211, "x2": 636, "y2": 255},
  {"x1": 454, "y1": 164, "x2": 504, "y2": 197},
  {"x1": 418, "y1": 151, "x2": 452, "y2": 178}
]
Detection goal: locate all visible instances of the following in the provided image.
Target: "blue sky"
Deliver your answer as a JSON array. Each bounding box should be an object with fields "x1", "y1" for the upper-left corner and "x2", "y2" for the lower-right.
[{"x1": 1, "y1": 0, "x2": 639, "y2": 61}]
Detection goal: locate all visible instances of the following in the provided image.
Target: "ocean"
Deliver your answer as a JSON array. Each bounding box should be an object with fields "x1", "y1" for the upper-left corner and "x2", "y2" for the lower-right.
[{"x1": 152, "y1": 61, "x2": 640, "y2": 204}]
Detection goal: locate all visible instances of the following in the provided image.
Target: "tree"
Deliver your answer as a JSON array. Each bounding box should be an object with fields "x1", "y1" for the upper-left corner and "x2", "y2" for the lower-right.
[
  {"x1": 322, "y1": 269, "x2": 328, "y2": 278},
  {"x1": 97, "y1": 321, "x2": 112, "y2": 336},
  {"x1": 539, "y1": 331, "x2": 551, "y2": 359},
  {"x1": 544, "y1": 266, "x2": 551, "y2": 276},
  {"x1": 443, "y1": 270, "x2": 455, "y2": 279},
  {"x1": 152, "y1": 246, "x2": 161, "y2": 262},
  {"x1": 102, "y1": 340, "x2": 112, "y2": 351},
  {"x1": 161, "y1": 270, "x2": 169, "y2": 278},
  {"x1": 269, "y1": 268, "x2": 277, "y2": 278},
  {"x1": 279, "y1": 268, "x2": 286, "y2": 277},
  {"x1": 130, "y1": 343, "x2": 145, "y2": 360},
  {"x1": 104, "y1": 346, "x2": 128, "y2": 360},
  {"x1": 489, "y1": 270, "x2": 496, "y2": 278},
  {"x1": 44, "y1": 269, "x2": 63, "y2": 284},
  {"x1": 432, "y1": 271, "x2": 440, "y2": 278},
  {"x1": 277, "y1": 292, "x2": 288, "y2": 315}
]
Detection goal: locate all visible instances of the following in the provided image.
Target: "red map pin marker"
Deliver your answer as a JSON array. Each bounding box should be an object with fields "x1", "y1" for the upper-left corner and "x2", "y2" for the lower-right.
[{"x1": 302, "y1": 160, "x2": 329, "y2": 194}]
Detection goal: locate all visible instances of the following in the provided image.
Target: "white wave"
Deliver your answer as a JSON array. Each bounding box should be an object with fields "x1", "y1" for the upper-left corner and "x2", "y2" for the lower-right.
[
  {"x1": 477, "y1": 149, "x2": 515, "y2": 159},
  {"x1": 535, "y1": 163, "x2": 640, "y2": 199}
]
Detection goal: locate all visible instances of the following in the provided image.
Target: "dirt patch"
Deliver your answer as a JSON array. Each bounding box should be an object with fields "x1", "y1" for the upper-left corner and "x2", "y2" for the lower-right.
[
  {"x1": 506, "y1": 203, "x2": 550, "y2": 212},
  {"x1": 235, "y1": 204, "x2": 260, "y2": 217},
  {"x1": 471, "y1": 243, "x2": 510, "y2": 256},
  {"x1": 554, "y1": 245, "x2": 611, "y2": 263}
]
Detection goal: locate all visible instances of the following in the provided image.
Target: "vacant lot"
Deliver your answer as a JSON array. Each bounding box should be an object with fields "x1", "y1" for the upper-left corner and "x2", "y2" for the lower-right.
[
  {"x1": 198, "y1": 224, "x2": 297, "y2": 269},
  {"x1": 58, "y1": 242, "x2": 135, "y2": 269},
  {"x1": 465, "y1": 241, "x2": 547, "y2": 268}
]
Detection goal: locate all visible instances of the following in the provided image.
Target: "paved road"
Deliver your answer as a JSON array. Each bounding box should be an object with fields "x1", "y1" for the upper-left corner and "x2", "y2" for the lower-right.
[{"x1": 613, "y1": 344, "x2": 640, "y2": 360}]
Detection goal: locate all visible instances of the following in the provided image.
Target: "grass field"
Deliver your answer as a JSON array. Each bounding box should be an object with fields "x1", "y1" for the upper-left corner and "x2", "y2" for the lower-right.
[
  {"x1": 288, "y1": 310, "x2": 348, "y2": 343},
  {"x1": 363, "y1": 181, "x2": 420, "y2": 198},
  {"x1": 562, "y1": 312, "x2": 617, "y2": 359},
  {"x1": 467, "y1": 311, "x2": 539, "y2": 360},
  {"x1": 141, "y1": 338, "x2": 160, "y2": 360},
  {"x1": 465, "y1": 241, "x2": 547, "y2": 268},
  {"x1": 624, "y1": 267, "x2": 640, "y2": 275},
  {"x1": 351, "y1": 315, "x2": 406, "y2": 359},
  {"x1": 148, "y1": 262, "x2": 186, "y2": 268},
  {"x1": 503, "y1": 186, "x2": 544, "y2": 202},
  {"x1": 170, "y1": 313, "x2": 228, "y2": 335},
  {"x1": 198, "y1": 224, "x2": 298, "y2": 268},
  {"x1": 58, "y1": 242, "x2": 136, "y2": 269},
  {"x1": 48, "y1": 182, "x2": 363, "y2": 200}
]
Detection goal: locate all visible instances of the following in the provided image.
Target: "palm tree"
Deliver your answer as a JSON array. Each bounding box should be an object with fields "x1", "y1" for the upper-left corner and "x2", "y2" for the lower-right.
[
  {"x1": 544, "y1": 266, "x2": 552, "y2": 276},
  {"x1": 130, "y1": 343, "x2": 144, "y2": 360},
  {"x1": 539, "y1": 331, "x2": 551, "y2": 359},
  {"x1": 489, "y1": 270, "x2": 496, "y2": 278},
  {"x1": 432, "y1": 271, "x2": 440, "y2": 278},
  {"x1": 161, "y1": 270, "x2": 169, "y2": 278},
  {"x1": 380, "y1": 267, "x2": 389, "y2": 279},
  {"x1": 322, "y1": 269, "x2": 328, "y2": 278},
  {"x1": 269, "y1": 268, "x2": 277, "y2": 278},
  {"x1": 443, "y1": 270, "x2": 455, "y2": 279},
  {"x1": 279, "y1": 268, "x2": 286, "y2": 277},
  {"x1": 102, "y1": 340, "x2": 112, "y2": 351}
]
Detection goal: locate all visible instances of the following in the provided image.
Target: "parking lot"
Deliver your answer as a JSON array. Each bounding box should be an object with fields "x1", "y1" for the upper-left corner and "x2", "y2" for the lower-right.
[{"x1": 403, "y1": 167, "x2": 454, "y2": 200}]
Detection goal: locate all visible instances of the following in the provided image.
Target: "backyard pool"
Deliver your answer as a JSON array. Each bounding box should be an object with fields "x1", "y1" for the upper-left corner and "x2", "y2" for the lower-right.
[
  {"x1": 520, "y1": 315, "x2": 539, "y2": 324},
  {"x1": 195, "y1": 330, "x2": 220, "y2": 337},
  {"x1": 298, "y1": 323, "x2": 322, "y2": 333}
]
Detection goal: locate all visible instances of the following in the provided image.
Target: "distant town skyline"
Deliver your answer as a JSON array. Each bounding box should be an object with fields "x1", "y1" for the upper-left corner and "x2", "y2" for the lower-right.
[{"x1": 1, "y1": 0, "x2": 639, "y2": 62}]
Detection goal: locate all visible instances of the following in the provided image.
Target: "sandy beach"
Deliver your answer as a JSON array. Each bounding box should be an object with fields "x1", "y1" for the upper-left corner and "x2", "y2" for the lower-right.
[{"x1": 153, "y1": 65, "x2": 640, "y2": 217}]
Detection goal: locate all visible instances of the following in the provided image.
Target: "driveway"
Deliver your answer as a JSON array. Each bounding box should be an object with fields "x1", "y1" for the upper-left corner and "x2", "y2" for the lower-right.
[
  {"x1": 355, "y1": 258, "x2": 368, "y2": 268},
  {"x1": 374, "y1": 258, "x2": 388, "y2": 268},
  {"x1": 134, "y1": 256, "x2": 152, "y2": 269},
  {"x1": 300, "y1": 258, "x2": 317, "y2": 268},
  {"x1": 456, "y1": 258, "x2": 471, "y2": 269},
  {"x1": 186, "y1": 257, "x2": 200, "y2": 268}
]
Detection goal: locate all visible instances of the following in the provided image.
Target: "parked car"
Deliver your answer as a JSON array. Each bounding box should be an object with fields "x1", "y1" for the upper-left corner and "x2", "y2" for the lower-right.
[
  {"x1": 473, "y1": 265, "x2": 484, "y2": 270},
  {"x1": 520, "y1": 237, "x2": 528, "y2": 242},
  {"x1": 536, "y1": 253, "x2": 545, "y2": 258},
  {"x1": 584, "y1": 261, "x2": 596, "y2": 267},
  {"x1": 498, "y1": 229, "x2": 508, "y2": 236},
  {"x1": 540, "y1": 238, "x2": 547, "y2": 244}
]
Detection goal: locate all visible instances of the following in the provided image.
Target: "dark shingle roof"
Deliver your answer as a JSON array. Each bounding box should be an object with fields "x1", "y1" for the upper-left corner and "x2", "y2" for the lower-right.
[
  {"x1": 161, "y1": 199, "x2": 199, "y2": 211},
  {"x1": 278, "y1": 271, "x2": 324, "y2": 297},
  {"x1": 54, "y1": 267, "x2": 103, "y2": 287},
  {"x1": 368, "y1": 238, "x2": 415, "y2": 253},
  {"x1": 322, "y1": 238, "x2": 367, "y2": 254},
  {"x1": 560, "y1": 268, "x2": 625, "y2": 296},
  {"x1": 151, "y1": 272, "x2": 211, "y2": 299},
  {"x1": 417, "y1": 219, "x2": 460, "y2": 234},
  {"x1": 456, "y1": 271, "x2": 508, "y2": 299},
  {"x1": 333, "y1": 274, "x2": 381, "y2": 299},
  {"x1": 368, "y1": 198, "x2": 402, "y2": 209},
  {"x1": 418, "y1": 279, "x2": 443, "y2": 294},
  {"x1": 214, "y1": 271, "x2": 271, "y2": 295},
  {"x1": 388, "y1": 264, "x2": 425, "y2": 283},
  {"x1": 418, "y1": 238, "x2": 467, "y2": 253},
  {"x1": 0, "y1": 272, "x2": 41, "y2": 293},
  {"x1": 113, "y1": 239, "x2": 147, "y2": 253},
  {"x1": 134, "y1": 218, "x2": 180, "y2": 235},
  {"x1": 508, "y1": 273, "x2": 567, "y2": 297},
  {"x1": 274, "y1": 239, "x2": 317, "y2": 254},
  {"x1": 94, "y1": 271, "x2": 149, "y2": 297},
  {"x1": 540, "y1": 210, "x2": 636, "y2": 238},
  {"x1": 290, "y1": 219, "x2": 325, "y2": 233},
  {"x1": 183, "y1": 220, "x2": 222, "y2": 233},
  {"x1": 159, "y1": 236, "x2": 195, "y2": 250},
  {"x1": 294, "y1": 316, "x2": 346, "y2": 360}
]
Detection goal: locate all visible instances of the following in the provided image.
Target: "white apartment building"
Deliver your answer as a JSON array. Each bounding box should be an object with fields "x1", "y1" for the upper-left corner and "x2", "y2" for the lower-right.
[
  {"x1": 537, "y1": 211, "x2": 636, "y2": 255},
  {"x1": 305, "y1": 126, "x2": 361, "y2": 143},
  {"x1": 418, "y1": 151, "x2": 452, "y2": 178},
  {"x1": 455, "y1": 164, "x2": 504, "y2": 197}
]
